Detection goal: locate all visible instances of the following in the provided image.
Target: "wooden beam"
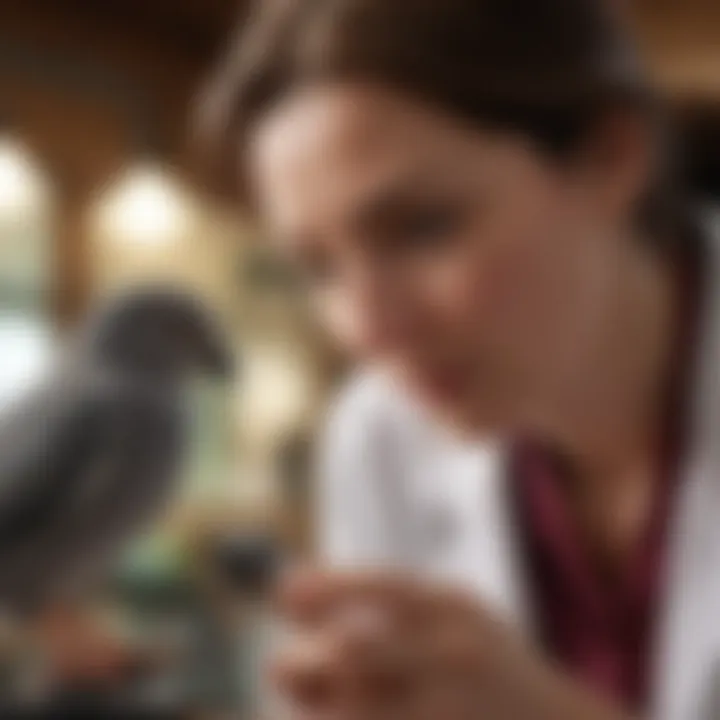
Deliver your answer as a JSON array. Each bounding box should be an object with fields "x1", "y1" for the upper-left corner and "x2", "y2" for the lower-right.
[
  {"x1": 632, "y1": 3, "x2": 720, "y2": 103},
  {"x1": 38, "y1": 0, "x2": 226, "y2": 62}
]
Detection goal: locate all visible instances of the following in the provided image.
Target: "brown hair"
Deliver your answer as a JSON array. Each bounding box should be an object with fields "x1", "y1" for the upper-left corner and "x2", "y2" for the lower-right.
[{"x1": 199, "y1": 0, "x2": 681, "y2": 240}]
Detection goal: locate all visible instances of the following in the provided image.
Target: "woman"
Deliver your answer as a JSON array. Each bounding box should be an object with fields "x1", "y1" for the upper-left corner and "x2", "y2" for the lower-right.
[{"x1": 201, "y1": 0, "x2": 719, "y2": 718}]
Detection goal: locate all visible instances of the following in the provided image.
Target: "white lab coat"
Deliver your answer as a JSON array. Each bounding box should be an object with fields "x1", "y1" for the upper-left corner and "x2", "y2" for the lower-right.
[{"x1": 318, "y1": 213, "x2": 720, "y2": 720}]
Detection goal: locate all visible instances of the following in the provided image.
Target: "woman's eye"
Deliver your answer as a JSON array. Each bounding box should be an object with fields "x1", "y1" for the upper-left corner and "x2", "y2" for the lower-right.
[{"x1": 393, "y1": 206, "x2": 461, "y2": 248}]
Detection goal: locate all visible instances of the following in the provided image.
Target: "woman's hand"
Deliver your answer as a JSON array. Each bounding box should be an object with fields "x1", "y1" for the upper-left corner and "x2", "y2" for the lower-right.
[{"x1": 271, "y1": 568, "x2": 635, "y2": 720}]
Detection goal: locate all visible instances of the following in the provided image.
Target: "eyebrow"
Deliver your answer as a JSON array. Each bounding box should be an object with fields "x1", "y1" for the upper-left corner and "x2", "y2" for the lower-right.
[
  {"x1": 348, "y1": 169, "x2": 451, "y2": 234},
  {"x1": 271, "y1": 165, "x2": 460, "y2": 253}
]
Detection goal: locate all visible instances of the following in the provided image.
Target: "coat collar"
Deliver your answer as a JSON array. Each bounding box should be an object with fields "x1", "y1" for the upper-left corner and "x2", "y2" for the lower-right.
[
  {"x1": 426, "y1": 211, "x2": 720, "y2": 719},
  {"x1": 650, "y1": 211, "x2": 720, "y2": 720}
]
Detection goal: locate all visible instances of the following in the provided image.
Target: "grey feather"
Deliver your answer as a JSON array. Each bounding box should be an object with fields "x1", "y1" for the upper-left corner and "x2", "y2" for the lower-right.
[{"x1": 0, "y1": 287, "x2": 232, "y2": 614}]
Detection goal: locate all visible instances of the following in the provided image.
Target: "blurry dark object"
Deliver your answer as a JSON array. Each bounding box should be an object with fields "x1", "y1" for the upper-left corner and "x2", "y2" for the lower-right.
[
  {"x1": 684, "y1": 110, "x2": 720, "y2": 199},
  {"x1": 113, "y1": 560, "x2": 243, "y2": 716},
  {"x1": 35, "y1": 672, "x2": 183, "y2": 719},
  {"x1": 201, "y1": 533, "x2": 280, "y2": 718},
  {"x1": 0, "y1": 287, "x2": 232, "y2": 615},
  {"x1": 212, "y1": 534, "x2": 280, "y2": 597},
  {"x1": 5, "y1": 694, "x2": 185, "y2": 719}
]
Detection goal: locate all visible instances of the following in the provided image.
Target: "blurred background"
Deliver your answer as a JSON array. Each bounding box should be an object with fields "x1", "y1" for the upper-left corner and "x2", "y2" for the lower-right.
[{"x1": 0, "y1": 0, "x2": 717, "y2": 717}]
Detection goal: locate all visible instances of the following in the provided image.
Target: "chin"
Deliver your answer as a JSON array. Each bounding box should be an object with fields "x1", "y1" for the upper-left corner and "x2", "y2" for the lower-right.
[
  {"x1": 428, "y1": 399, "x2": 507, "y2": 443},
  {"x1": 393, "y1": 373, "x2": 511, "y2": 441}
]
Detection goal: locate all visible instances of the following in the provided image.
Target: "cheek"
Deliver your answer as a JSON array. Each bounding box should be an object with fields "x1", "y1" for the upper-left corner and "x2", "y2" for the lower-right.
[
  {"x1": 310, "y1": 260, "x2": 484, "y2": 365},
  {"x1": 452, "y1": 191, "x2": 582, "y2": 365}
]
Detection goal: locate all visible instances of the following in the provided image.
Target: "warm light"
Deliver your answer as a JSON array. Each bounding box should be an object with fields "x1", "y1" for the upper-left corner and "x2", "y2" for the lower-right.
[
  {"x1": 0, "y1": 137, "x2": 46, "y2": 218},
  {"x1": 95, "y1": 164, "x2": 197, "y2": 248},
  {"x1": 239, "y1": 345, "x2": 313, "y2": 441}
]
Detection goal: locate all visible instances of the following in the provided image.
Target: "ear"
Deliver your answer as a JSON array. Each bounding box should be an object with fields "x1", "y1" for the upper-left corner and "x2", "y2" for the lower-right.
[{"x1": 578, "y1": 109, "x2": 657, "y2": 224}]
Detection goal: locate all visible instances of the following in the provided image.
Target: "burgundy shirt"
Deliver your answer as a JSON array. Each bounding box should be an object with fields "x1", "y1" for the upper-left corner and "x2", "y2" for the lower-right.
[{"x1": 511, "y1": 240, "x2": 704, "y2": 712}]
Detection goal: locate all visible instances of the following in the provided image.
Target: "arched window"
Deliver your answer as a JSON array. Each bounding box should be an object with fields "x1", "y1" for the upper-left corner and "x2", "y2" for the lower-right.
[{"x1": 0, "y1": 135, "x2": 54, "y2": 408}]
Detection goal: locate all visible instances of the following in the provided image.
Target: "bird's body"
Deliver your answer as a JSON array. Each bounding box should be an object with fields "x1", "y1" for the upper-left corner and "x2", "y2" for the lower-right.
[{"x1": 0, "y1": 288, "x2": 231, "y2": 614}]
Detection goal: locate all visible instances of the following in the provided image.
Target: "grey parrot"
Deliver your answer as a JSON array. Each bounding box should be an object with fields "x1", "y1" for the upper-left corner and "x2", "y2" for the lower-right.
[{"x1": 0, "y1": 287, "x2": 232, "y2": 615}]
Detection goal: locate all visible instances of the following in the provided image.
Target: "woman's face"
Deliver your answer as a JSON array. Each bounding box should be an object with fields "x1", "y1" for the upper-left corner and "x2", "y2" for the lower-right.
[{"x1": 250, "y1": 84, "x2": 643, "y2": 434}]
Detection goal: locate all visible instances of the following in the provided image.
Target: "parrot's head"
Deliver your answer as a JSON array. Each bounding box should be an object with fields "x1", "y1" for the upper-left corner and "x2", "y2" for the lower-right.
[{"x1": 87, "y1": 287, "x2": 234, "y2": 382}]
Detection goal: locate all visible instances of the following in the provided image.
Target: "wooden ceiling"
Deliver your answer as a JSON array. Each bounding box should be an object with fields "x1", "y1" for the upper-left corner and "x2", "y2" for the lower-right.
[
  {"x1": 1, "y1": 0, "x2": 245, "y2": 70},
  {"x1": 3, "y1": 1, "x2": 718, "y2": 90},
  {"x1": 0, "y1": 0, "x2": 715, "y2": 326}
]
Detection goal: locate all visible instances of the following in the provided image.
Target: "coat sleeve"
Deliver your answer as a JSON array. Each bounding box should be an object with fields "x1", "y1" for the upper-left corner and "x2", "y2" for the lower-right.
[
  {"x1": 260, "y1": 374, "x2": 415, "y2": 720},
  {"x1": 316, "y1": 374, "x2": 412, "y2": 568}
]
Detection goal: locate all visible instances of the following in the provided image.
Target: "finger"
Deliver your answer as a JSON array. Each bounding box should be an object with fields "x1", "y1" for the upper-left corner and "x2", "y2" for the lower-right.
[
  {"x1": 274, "y1": 563, "x2": 326, "y2": 624},
  {"x1": 271, "y1": 619, "x2": 417, "y2": 706},
  {"x1": 271, "y1": 632, "x2": 347, "y2": 711},
  {"x1": 333, "y1": 617, "x2": 417, "y2": 702},
  {"x1": 421, "y1": 583, "x2": 488, "y2": 625},
  {"x1": 277, "y1": 566, "x2": 424, "y2": 625},
  {"x1": 293, "y1": 707, "x2": 401, "y2": 720},
  {"x1": 429, "y1": 617, "x2": 484, "y2": 677},
  {"x1": 272, "y1": 616, "x2": 430, "y2": 717}
]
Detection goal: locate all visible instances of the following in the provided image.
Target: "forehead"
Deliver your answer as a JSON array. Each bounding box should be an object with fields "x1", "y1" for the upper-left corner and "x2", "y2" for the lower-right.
[{"x1": 248, "y1": 84, "x2": 500, "y2": 233}]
